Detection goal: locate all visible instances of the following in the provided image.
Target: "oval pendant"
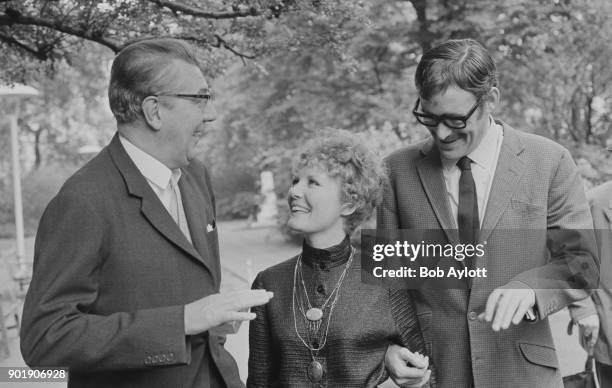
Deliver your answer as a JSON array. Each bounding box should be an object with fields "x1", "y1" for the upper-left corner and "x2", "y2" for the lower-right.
[
  {"x1": 306, "y1": 307, "x2": 323, "y2": 321},
  {"x1": 308, "y1": 360, "x2": 324, "y2": 383}
]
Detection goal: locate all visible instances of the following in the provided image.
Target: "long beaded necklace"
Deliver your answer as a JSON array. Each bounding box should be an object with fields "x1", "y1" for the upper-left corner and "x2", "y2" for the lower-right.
[{"x1": 292, "y1": 246, "x2": 355, "y2": 384}]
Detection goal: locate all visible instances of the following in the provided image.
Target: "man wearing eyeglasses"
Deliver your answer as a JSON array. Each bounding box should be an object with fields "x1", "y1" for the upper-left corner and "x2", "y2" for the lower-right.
[
  {"x1": 379, "y1": 39, "x2": 598, "y2": 387},
  {"x1": 20, "y1": 38, "x2": 273, "y2": 388}
]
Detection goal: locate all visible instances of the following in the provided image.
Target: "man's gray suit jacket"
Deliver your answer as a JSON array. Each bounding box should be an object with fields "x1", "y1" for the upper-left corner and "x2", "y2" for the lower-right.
[
  {"x1": 21, "y1": 134, "x2": 243, "y2": 388},
  {"x1": 377, "y1": 122, "x2": 599, "y2": 388}
]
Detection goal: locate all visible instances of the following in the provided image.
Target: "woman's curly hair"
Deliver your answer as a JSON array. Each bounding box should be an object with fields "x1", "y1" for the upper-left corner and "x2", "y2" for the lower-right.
[{"x1": 292, "y1": 130, "x2": 387, "y2": 233}]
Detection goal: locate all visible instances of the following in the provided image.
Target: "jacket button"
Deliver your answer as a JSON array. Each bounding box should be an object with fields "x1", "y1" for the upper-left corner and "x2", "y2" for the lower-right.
[{"x1": 468, "y1": 311, "x2": 478, "y2": 321}]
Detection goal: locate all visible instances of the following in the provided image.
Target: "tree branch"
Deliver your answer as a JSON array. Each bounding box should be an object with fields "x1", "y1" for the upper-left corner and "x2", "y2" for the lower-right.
[
  {"x1": 0, "y1": 13, "x2": 121, "y2": 52},
  {"x1": 147, "y1": 0, "x2": 262, "y2": 19},
  {"x1": 175, "y1": 33, "x2": 257, "y2": 60},
  {"x1": 1, "y1": 3, "x2": 265, "y2": 61},
  {"x1": 213, "y1": 34, "x2": 256, "y2": 60},
  {"x1": 0, "y1": 32, "x2": 47, "y2": 60}
]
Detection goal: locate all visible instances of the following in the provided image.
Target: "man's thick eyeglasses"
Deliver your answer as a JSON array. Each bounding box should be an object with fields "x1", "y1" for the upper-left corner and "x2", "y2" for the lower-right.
[{"x1": 412, "y1": 97, "x2": 482, "y2": 130}]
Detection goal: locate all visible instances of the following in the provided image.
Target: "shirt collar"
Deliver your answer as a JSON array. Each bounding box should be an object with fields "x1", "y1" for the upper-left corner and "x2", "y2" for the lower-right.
[
  {"x1": 467, "y1": 116, "x2": 502, "y2": 170},
  {"x1": 119, "y1": 134, "x2": 180, "y2": 190}
]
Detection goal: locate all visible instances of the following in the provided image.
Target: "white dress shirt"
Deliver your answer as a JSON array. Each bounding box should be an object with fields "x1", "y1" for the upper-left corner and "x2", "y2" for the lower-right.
[
  {"x1": 119, "y1": 135, "x2": 192, "y2": 241},
  {"x1": 441, "y1": 117, "x2": 504, "y2": 228}
]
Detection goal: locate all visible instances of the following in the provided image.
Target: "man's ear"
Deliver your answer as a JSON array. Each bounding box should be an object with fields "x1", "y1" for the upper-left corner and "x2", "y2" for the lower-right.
[
  {"x1": 484, "y1": 87, "x2": 501, "y2": 114},
  {"x1": 341, "y1": 202, "x2": 357, "y2": 217},
  {"x1": 141, "y1": 96, "x2": 162, "y2": 131}
]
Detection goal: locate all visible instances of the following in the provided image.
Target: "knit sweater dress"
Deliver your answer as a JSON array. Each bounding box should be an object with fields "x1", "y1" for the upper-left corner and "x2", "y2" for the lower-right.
[{"x1": 247, "y1": 236, "x2": 427, "y2": 387}]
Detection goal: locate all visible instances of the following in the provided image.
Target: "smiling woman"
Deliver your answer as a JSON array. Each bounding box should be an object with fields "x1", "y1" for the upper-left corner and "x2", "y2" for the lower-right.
[{"x1": 247, "y1": 131, "x2": 432, "y2": 388}]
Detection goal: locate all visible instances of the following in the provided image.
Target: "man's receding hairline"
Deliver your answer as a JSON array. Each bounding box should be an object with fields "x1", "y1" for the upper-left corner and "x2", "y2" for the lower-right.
[{"x1": 154, "y1": 59, "x2": 207, "y2": 94}]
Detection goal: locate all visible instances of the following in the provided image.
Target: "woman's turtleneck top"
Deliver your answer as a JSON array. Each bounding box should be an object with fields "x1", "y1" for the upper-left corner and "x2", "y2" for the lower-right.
[{"x1": 301, "y1": 235, "x2": 351, "y2": 268}]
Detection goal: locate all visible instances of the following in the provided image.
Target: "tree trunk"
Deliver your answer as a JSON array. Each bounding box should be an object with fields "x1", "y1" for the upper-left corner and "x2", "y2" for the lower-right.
[
  {"x1": 409, "y1": 0, "x2": 432, "y2": 53},
  {"x1": 33, "y1": 128, "x2": 42, "y2": 169}
]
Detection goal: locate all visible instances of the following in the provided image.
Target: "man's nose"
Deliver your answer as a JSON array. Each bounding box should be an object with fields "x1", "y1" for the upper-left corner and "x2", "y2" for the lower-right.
[
  {"x1": 432, "y1": 123, "x2": 453, "y2": 141},
  {"x1": 202, "y1": 102, "x2": 217, "y2": 123}
]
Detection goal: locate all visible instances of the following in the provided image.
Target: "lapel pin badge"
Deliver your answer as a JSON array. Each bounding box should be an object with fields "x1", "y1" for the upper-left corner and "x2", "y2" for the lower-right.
[{"x1": 206, "y1": 223, "x2": 214, "y2": 233}]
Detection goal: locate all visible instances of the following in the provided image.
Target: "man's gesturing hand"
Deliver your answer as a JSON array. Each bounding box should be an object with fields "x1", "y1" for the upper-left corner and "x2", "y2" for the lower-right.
[
  {"x1": 478, "y1": 281, "x2": 535, "y2": 331},
  {"x1": 577, "y1": 314, "x2": 600, "y2": 352},
  {"x1": 385, "y1": 344, "x2": 431, "y2": 388},
  {"x1": 184, "y1": 289, "x2": 273, "y2": 335}
]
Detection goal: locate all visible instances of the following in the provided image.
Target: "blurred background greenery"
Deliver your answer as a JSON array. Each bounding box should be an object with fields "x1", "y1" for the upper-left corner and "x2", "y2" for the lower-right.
[{"x1": 1, "y1": 0, "x2": 611, "y2": 238}]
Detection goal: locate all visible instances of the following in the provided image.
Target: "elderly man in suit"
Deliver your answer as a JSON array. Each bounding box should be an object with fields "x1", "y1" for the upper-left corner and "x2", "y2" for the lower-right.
[
  {"x1": 379, "y1": 39, "x2": 599, "y2": 388},
  {"x1": 569, "y1": 177, "x2": 612, "y2": 387},
  {"x1": 20, "y1": 38, "x2": 273, "y2": 388}
]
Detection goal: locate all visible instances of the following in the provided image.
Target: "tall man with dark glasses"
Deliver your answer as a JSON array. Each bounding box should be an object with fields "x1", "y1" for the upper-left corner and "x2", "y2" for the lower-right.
[
  {"x1": 20, "y1": 38, "x2": 273, "y2": 388},
  {"x1": 379, "y1": 39, "x2": 598, "y2": 387}
]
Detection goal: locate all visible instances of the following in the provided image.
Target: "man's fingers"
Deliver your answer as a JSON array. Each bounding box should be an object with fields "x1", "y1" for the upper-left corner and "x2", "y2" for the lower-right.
[
  {"x1": 229, "y1": 289, "x2": 273, "y2": 310},
  {"x1": 577, "y1": 315, "x2": 600, "y2": 350},
  {"x1": 494, "y1": 296, "x2": 512, "y2": 330},
  {"x1": 491, "y1": 292, "x2": 510, "y2": 330},
  {"x1": 484, "y1": 289, "x2": 502, "y2": 322},
  {"x1": 499, "y1": 296, "x2": 520, "y2": 330},
  {"x1": 583, "y1": 327, "x2": 599, "y2": 349},
  {"x1": 511, "y1": 298, "x2": 532, "y2": 325},
  {"x1": 482, "y1": 287, "x2": 535, "y2": 330},
  {"x1": 227, "y1": 311, "x2": 257, "y2": 322},
  {"x1": 579, "y1": 330, "x2": 592, "y2": 351}
]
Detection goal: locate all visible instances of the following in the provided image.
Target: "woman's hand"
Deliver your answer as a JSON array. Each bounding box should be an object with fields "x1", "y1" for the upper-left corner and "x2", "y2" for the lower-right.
[{"x1": 385, "y1": 344, "x2": 431, "y2": 388}]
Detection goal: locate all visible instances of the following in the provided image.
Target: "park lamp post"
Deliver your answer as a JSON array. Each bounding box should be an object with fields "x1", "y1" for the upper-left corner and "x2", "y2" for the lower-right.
[{"x1": 0, "y1": 83, "x2": 40, "y2": 280}]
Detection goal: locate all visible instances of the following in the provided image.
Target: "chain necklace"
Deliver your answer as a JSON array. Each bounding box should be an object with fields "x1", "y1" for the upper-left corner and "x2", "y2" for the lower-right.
[
  {"x1": 292, "y1": 246, "x2": 355, "y2": 384},
  {"x1": 296, "y1": 254, "x2": 348, "y2": 322}
]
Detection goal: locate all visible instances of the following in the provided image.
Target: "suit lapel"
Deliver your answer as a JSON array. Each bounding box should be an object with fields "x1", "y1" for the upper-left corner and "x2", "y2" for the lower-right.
[
  {"x1": 416, "y1": 140, "x2": 459, "y2": 244},
  {"x1": 139, "y1": 197, "x2": 205, "y2": 262},
  {"x1": 479, "y1": 124, "x2": 527, "y2": 242},
  {"x1": 107, "y1": 133, "x2": 209, "y2": 269},
  {"x1": 179, "y1": 172, "x2": 219, "y2": 285}
]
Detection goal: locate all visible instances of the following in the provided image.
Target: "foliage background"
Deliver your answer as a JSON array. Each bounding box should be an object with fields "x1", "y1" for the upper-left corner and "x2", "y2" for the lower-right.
[{"x1": 1, "y1": 0, "x2": 611, "y2": 237}]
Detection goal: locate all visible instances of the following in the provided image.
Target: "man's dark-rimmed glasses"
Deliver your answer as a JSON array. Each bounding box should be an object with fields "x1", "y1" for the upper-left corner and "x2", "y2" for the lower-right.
[{"x1": 412, "y1": 97, "x2": 482, "y2": 130}]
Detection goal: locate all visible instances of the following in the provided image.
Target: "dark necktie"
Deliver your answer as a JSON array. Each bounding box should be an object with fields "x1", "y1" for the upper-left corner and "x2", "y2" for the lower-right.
[{"x1": 457, "y1": 156, "x2": 479, "y2": 245}]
